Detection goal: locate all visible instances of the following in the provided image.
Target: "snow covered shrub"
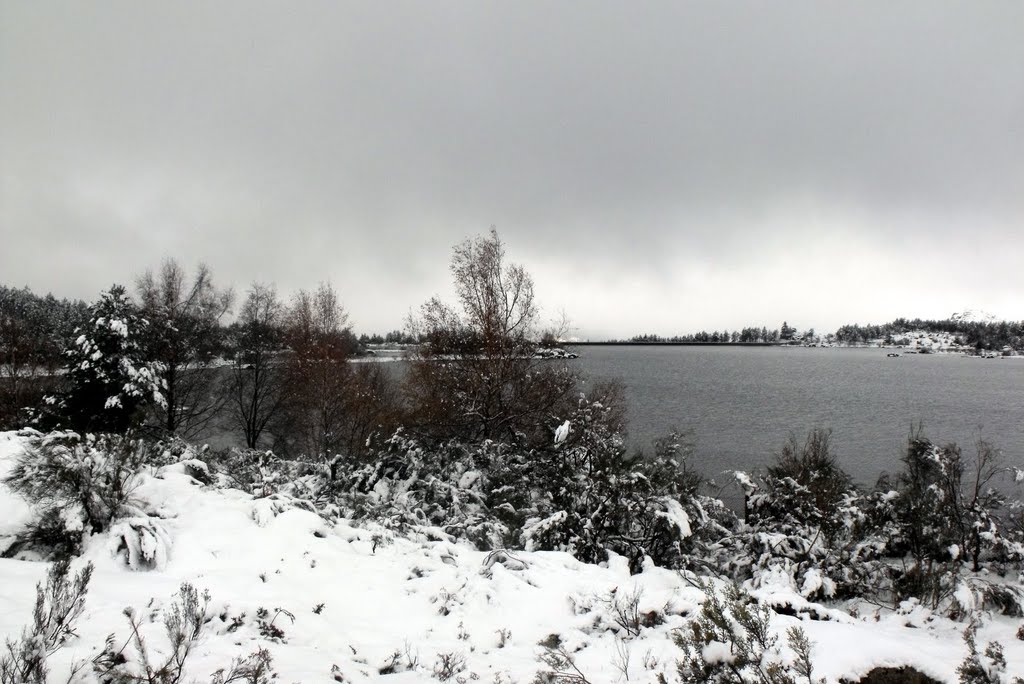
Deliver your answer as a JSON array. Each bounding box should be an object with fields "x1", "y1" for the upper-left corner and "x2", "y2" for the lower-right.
[
  {"x1": 326, "y1": 388, "x2": 723, "y2": 571},
  {"x1": 331, "y1": 429, "x2": 507, "y2": 548},
  {"x1": 754, "y1": 429, "x2": 852, "y2": 535},
  {"x1": 4, "y1": 431, "x2": 159, "y2": 556},
  {"x1": 877, "y1": 433, "x2": 1015, "y2": 612},
  {"x1": 733, "y1": 429, "x2": 877, "y2": 602},
  {"x1": 40, "y1": 285, "x2": 165, "y2": 433},
  {"x1": 955, "y1": 619, "x2": 1019, "y2": 684},
  {"x1": 93, "y1": 583, "x2": 212, "y2": 683},
  {"x1": 732, "y1": 429, "x2": 1023, "y2": 614},
  {"x1": 93, "y1": 584, "x2": 279, "y2": 684},
  {"x1": 739, "y1": 478, "x2": 873, "y2": 602},
  {"x1": 674, "y1": 580, "x2": 821, "y2": 684},
  {"x1": 210, "y1": 648, "x2": 276, "y2": 684},
  {"x1": 532, "y1": 644, "x2": 593, "y2": 684},
  {"x1": 0, "y1": 560, "x2": 93, "y2": 684},
  {"x1": 210, "y1": 446, "x2": 320, "y2": 497},
  {"x1": 520, "y1": 396, "x2": 712, "y2": 572},
  {"x1": 431, "y1": 651, "x2": 467, "y2": 681}
]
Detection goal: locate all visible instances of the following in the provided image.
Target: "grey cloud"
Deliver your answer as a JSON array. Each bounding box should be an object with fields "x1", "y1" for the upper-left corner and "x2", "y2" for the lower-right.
[{"x1": 1, "y1": 2, "x2": 1021, "y2": 336}]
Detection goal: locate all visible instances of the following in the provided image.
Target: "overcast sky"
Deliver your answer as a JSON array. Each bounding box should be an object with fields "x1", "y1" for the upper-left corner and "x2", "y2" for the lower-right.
[{"x1": 1, "y1": 2, "x2": 1022, "y2": 339}]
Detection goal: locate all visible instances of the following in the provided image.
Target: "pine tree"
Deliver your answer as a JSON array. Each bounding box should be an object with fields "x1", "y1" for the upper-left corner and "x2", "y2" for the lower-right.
[{"x1": 49, "y1": 285, "x2": 165, "y2": 433}]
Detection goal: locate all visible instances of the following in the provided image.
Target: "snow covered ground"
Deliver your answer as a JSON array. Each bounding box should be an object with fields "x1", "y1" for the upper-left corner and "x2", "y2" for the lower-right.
[{"x1": 1, "y1": 431, "x2": 1023, "y2": 682}]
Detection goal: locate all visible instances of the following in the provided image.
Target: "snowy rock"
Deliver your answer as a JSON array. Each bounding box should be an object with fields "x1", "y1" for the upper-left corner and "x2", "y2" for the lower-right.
[{"x1": 108, "y1": 517, "x2": 172, "y2": 571}]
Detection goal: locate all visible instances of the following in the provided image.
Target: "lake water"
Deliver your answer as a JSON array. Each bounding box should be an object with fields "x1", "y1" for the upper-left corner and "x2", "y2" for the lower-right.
[{"x1": 570, "y1": 345, "x2": 1024, "y2": 488}]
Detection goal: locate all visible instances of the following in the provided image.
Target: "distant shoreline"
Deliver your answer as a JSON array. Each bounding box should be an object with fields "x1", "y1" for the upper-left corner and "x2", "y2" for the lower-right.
[
  {"x1": 563, "y1": 341, "x2": 782, "y2": 347},
  {"x1": 561, "y1": 341, "x2": 1021, "y2": 356}
]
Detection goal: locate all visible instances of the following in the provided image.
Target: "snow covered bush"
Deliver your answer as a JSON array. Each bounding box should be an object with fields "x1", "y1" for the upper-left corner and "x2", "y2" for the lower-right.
[
  {"x1": 956, "y1": 619, "x2": 1021, "y2": 684},
  {"x1": 330, "y1": 429, "x2": 507, "y2": 548},
  {"x1": 873, "y1": 433, "x2": 1018, "y2": 614},
  {"x1": 750, "y1": 429, "x2": 852, "y2": 534},
  {"x1": 674, "y1": 580, "x2": 822, "y2": 684},
  {"x1": 93, "y1": 582, "x2": 209, "y2": 683},
  {"x1": 3, "y1": 431, "x2": 161, "y2": 557},
  {"x1": 93, "y1": 582, "x2": 278, "y2": 684},
  {"x1": 0, "y1": 560, "x2": 93, "y2": 684},
  {"x1": 208, "y1": 648, "x2": 276, "y2": 684},
  {"x1": 210, "y1": 446, "x2": 321, "y2": 498},
  {"x1": 532, "y1": 643, "x2": 593, "y2": 684},
  {"x1": 729, "y1": 429, "x2": 1024, "y2": 616},
  {"x1": 39, "y1": 285, "x2": 165, "y2": 433},
  {"x1": 503, "y1": 391, "x2": 733, "y2": 572},
  {"x1": 734, "y1": 431, "x2": 875, "y2": 602},
  {"x1": 519, "y1": 403, "x2": 715, "y2": 572},
  {"x1": 322, "y1": 389, "x2": 723, "y2": 572}
]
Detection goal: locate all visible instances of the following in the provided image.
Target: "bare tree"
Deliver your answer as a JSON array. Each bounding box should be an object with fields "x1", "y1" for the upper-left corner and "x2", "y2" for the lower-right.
[
  {"x1": 279, "y1": 283, "x2": 355, "y2": 458},
  {"x1": 339, "y1": 361, "x2": 402, "y2": 460},
  {"x1": 279, "y1": 283, "x2": 402, "y2": 460},
  {"x1": 229, "y1": 283, "x2": 285, "y2": 449},
  {"x1": 136, "y1": 259, "x2": 233, "y2": 438},
  {"x1": 405, "y1": 228, "x2": 578, "y2": 444}
]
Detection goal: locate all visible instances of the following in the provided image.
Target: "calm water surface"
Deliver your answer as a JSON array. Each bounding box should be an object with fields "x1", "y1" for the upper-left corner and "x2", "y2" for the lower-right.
[{"x1": 572, "y1": 346, "x2": 1024, "y2": 486}]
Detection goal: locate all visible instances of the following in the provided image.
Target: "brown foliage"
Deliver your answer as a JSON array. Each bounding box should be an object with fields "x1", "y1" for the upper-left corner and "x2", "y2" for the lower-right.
[
  {"x1": 279, "y1": 283, "x2": 401, "y2": 460},
  {"x1": 405, "y1": 229, "x2": 578, "y2": 444}
]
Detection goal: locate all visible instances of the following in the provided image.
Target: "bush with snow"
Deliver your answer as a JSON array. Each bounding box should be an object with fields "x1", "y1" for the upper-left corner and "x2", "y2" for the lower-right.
[
  {"x1": 330, "y1": 429, "x2": 508, "y2": 549},
  {"x1": 674, "y1": 580, "x2": 822, "y2": 684},
  {"x1": 210, "y1": 446, "x2": 320, "y2": 498},
  {"x1": 871, "y1": 433, "x2": 1021, "y2": 615},
  {"x1": 956, "y1": 619, "x2": 1018, "y2": 684},
  {"x1": 515, "y1": 406, "x2": 719, "y2": 572},
  {"x1": 728, "y1": 430, "x2": 878, "y2": 603},
  {"x1": 0, "y1": 559, "x2": 93, "y2": 684},
  {"x1": 108, "y1": 516, "x2": 172, "y2": 571},
  {"x1": 729, "y1": 429, "x2": 1024, "y2": 618},
  {"x1": 3, "y1": 431, "x2": 163, "y2": 558},
  {"x1": 91, "y1": 582, "x2": 279, "y2": 684},
  {"x1": 322, "y1": 393, "x2": 725, "y2": 572}
]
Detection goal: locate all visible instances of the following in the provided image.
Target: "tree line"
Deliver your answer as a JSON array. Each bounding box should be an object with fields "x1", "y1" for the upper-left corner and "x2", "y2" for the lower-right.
[
  {"x1": 0, "y1": 229, "x2": 577, "y2": 461},
  {"x1": 1, "y1": 265, "x2": 400, "y2": 458},
  {"x1": 835, "y1": 317, "x2": 1024, "y2": 350},
  {"x1": 622, "y1": 321, "x2": 804, "y2": 344},
  {"x1": 623, "y1": 315, "x2": 1024, "y2": 351}
]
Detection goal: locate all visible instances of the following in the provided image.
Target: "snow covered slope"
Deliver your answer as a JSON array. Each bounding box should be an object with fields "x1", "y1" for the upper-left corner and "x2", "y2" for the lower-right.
[
  {"x1": 1, "y1": 432, "x2": 1022, "y2": 683},
  {"x1": 950, "y1": 310, "x2": 999, "y2": 325}
]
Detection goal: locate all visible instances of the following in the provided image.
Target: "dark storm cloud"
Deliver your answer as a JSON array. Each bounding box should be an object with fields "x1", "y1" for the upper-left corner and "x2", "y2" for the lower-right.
[{"x1": 2, "y1": 2, "x2": 1022, "y2": 337}]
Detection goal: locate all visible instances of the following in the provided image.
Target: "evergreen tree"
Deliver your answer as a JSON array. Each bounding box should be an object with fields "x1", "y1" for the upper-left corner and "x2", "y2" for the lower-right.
[{"x1": 49, "y1": 285, "x2": 165, "y2": 432}]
